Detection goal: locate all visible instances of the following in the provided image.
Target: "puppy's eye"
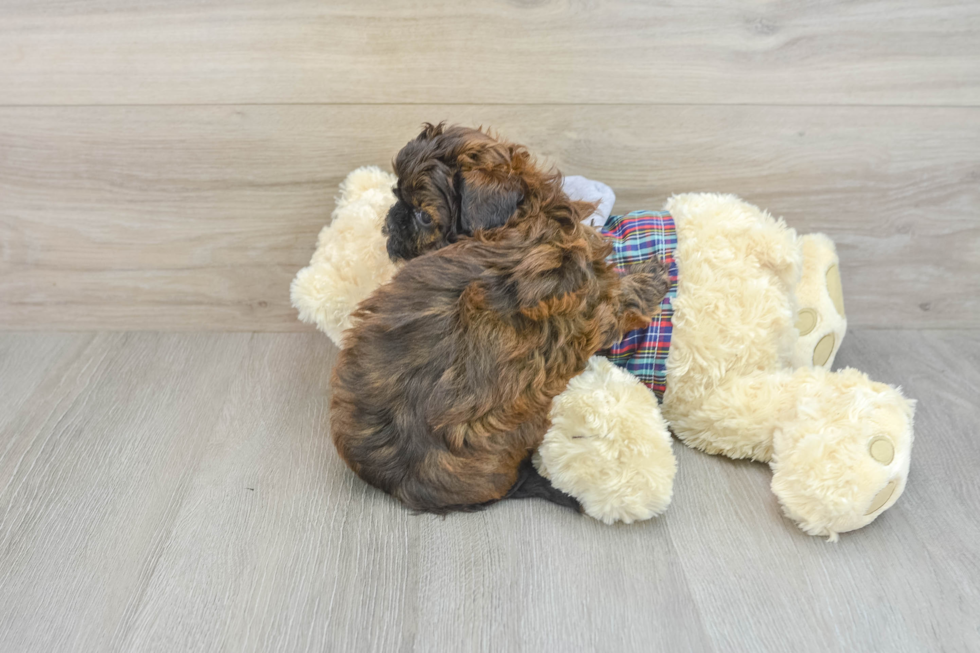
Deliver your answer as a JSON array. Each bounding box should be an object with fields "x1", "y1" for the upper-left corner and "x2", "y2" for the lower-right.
[{"x1": 414, "y1": 209, "x2": 432, "y2": 226}]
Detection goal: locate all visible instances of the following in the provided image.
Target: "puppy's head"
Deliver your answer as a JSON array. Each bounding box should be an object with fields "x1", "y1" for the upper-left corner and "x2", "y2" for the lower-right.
[{"x1": 384, "y1": 123, "x2": 526, "y2": 261}]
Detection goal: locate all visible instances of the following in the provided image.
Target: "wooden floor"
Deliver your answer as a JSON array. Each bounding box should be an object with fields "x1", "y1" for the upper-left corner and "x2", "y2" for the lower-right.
[{"x1": 0, "y1": 329, "x2": 977, "y2": 652}]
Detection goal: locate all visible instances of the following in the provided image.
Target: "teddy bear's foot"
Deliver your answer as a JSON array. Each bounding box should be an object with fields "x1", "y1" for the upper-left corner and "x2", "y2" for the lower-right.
[
  {"x1": 793, "y1": 234, "x2": 847, "y2": 369},
  {"x1": 770, "y1": 368, "x2": 914, "y2": 540},
  {"x1": 534, "y1": 357, "x2": 676, "y2": 524}
]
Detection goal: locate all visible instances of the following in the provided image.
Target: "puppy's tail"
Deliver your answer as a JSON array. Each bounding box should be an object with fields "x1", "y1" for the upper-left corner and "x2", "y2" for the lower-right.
[{"x1": 504, "y1": 457, "x2": 581, "y2": 513}]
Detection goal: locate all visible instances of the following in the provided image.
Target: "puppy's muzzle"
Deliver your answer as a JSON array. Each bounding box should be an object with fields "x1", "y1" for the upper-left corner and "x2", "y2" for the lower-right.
[{"x1": 384, "y1": 202, "x2": 416, "y2": 261}]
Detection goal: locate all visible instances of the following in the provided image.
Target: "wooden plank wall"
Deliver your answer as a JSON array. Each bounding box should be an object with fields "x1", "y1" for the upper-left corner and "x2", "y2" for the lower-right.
[{"x1": 1, "y1": 0, "x2": 978, "y2": 330}]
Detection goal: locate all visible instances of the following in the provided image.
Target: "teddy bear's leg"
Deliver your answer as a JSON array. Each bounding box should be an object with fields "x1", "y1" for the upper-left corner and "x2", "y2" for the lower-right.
[
  {"x1": 665, "y1": 370, "x2": 797, "y2": 463},
  {"x1": 792, "y1": 234, "x2": 847, "y2": 369},
  {"x1": 534, "y1": 357, "x2": 676, "y2": 524},
  {"x1": 667, "y1": 365, "x2": 913, "y2": 539},
  {"x1": 770, "y1": 367, "x2": 914, "y2": 540}
]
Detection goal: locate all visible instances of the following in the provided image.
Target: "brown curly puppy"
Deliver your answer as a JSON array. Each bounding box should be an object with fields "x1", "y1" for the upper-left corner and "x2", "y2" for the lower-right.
[{"x1": 330, "y1": 124, "x2": 669, "y2": 513}]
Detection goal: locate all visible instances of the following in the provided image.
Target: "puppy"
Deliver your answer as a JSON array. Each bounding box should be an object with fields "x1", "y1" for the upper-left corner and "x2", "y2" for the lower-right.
[{"x1": 330, "y1": 124, "x2": 669, "y2": 513}]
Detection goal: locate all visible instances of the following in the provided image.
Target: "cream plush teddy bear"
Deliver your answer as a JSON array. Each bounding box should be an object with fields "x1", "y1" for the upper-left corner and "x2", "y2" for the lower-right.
[{"x1": 292, "y1": 167, "x2": 914, "y2": 540}]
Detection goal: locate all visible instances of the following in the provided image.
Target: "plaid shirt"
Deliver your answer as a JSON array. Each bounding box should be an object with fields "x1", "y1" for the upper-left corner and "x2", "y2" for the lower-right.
[{"x1": 599, "y1": 211, "x2": 679, "y2": 400}]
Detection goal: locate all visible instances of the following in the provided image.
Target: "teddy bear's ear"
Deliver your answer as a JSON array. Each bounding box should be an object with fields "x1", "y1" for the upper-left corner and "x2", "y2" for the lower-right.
[{"x1": 457, "y1": 171, "x2": 523, "y2": 235}]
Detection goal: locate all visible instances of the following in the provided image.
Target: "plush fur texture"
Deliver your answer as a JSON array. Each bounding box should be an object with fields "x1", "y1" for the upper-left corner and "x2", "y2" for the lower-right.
[
  {"x1": 329, "y1": 126, "x2": 669, "y2": 514},
  {"x1": 770, "y1": 367, "x2": 914, "y2": 539},
  {"x1": 662, "y1": 193, "x2": 915, "y2": 540},
  {"x1": 662, "y1": 193, "x2": 804, "y2": 461},
  {"x1": 534, "y1": 356, "x2": 676, "y2": 524},
  {"x1": 291, "y1": 167, "x2": 399, "y2": 346}
]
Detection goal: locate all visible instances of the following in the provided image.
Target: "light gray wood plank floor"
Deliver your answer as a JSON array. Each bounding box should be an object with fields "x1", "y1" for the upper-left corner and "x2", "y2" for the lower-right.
[{"x1": 0, "y1": 330, "x2": 978, "y2": 652}]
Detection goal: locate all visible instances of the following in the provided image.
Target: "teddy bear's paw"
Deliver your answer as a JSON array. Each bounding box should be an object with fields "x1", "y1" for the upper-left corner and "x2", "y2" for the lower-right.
[
  {"x1": 535, "y1": 357, "x2": 676, "y2": 525},
  {"x1": 292, "y1": 167, "x2": 399, "y2": 346},
  {"x1": 770, "y1": 369, "x2": 914, "y2": 540},
  {"x1": 792, "y1": 234, "x2": 847, "y2": 369}
]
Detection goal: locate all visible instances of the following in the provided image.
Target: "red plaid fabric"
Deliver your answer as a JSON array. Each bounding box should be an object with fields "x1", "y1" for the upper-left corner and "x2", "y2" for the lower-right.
[{"x1": 599, "y1": 211, "x2": 678, "y2": 399}]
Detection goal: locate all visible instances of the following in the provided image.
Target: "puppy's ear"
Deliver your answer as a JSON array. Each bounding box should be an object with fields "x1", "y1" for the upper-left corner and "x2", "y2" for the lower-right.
[{"x1": 458, "y1": 172, "x2": 522, "y2": 234}]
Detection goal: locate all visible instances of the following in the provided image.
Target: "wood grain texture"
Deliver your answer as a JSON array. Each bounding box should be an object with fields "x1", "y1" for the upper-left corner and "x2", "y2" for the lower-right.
[
  {"x1": 0, "y1": 333, "x2": 255, "y2": 652},
  {"x1": 0, "y1": 0, "x2": 978, "y2": 106},
  {"x1": 0, "y1": 331, "x2": 977, "y2": 652},
  {"x1": 2, "y1": 104, "x2": 978, "y2": 330}
]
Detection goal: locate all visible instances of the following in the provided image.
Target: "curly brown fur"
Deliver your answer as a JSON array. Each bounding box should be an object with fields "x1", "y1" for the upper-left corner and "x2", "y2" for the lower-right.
[
  {"x1": 384, "y1": 123, "x2": 529, "y2": 261},
  {"x1": 330, "y1": 124, "x2": 668, "y2": 513}
]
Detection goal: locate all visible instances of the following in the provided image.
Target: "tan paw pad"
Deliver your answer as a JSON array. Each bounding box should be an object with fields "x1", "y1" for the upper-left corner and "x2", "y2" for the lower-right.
[
  {"x1": 812, "y1": 333, "x2": 836, "y2": 367},
  {"x1": 866, "y1": 479, "x2": 898, "y2": 515},
  {"x1": 869, "y1": 436, "x2": 895, "y2": 465},
  {"x1": 796, "y1": 308, "x2": 818, "y2": 336}
]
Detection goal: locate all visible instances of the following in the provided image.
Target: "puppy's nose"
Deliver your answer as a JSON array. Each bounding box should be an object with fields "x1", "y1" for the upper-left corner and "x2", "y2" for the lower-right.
[
  {"x1": 386, "y1": 237, "x2": 400, "y2": 261},
  {"x1": 386, "y1": 235, "x2": 410, "y2": 262}
]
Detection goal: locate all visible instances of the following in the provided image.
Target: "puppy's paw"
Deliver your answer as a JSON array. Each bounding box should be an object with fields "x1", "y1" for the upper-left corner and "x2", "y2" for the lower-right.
[{"x1": 622, "y1": 257, "x2": 671, "y2": 317}]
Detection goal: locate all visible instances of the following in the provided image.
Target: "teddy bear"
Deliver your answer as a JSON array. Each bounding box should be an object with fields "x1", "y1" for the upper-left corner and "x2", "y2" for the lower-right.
[{"x1": 292, "y1": 166, "x2": 915, "y2": 541}]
